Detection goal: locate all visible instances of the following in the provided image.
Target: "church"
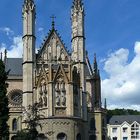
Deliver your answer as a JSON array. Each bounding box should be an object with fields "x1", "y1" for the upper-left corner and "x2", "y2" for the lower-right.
[{"x1": 3, "y1": 0, "x2": 107, "y2": 139}]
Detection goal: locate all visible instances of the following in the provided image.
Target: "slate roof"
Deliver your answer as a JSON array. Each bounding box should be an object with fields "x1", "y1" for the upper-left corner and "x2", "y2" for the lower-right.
[
  {"x1": 4, "y1": 57, "x2": 92, "y2": 78},
  {"x1": 5, "y1": 58, "x2": 23, "y2": 76},
  {"x1": 109, "y1": 115, "x2": 140, "y2": 125}
]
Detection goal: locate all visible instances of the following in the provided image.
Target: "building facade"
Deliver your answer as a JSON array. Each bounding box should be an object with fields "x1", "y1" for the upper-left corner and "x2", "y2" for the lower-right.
[
  {"x1": 107, "y1": 115, "x2": 140, "y2": 140},
  {"x1": 3, "y1": 0, "x2": 107, "y2": 139}
]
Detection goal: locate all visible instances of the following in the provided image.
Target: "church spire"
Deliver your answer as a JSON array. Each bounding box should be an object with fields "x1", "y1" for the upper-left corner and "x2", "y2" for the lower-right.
[{"x1": 104, "y1": 98, "x2": 107, "y2": 109}]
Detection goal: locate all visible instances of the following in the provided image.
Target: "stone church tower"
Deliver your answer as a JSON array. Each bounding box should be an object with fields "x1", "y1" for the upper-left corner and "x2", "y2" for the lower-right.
[{"x1": 3, "y1": 0, "x2": 107, "y2": 139}]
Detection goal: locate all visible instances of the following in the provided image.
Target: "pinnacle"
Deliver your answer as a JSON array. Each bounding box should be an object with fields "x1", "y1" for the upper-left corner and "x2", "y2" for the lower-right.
[
  {"x1": 24, "y1": 0, "x2": 34, "y2": 5},
  {"x1": 73, "y1": 0, "x2": 83, "y2": 10}
]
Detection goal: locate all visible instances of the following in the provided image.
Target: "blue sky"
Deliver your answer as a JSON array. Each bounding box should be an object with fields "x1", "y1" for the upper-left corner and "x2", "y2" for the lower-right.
[{"x1": 1, "y1": 0, "x2": 140, "y2": 110}]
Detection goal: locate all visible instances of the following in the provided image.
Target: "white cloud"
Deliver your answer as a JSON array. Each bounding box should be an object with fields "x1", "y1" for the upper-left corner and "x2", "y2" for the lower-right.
[
  {"x1": 102, "y1": 42, "x2": 140, "y2": 110},
  {"x1": 0, "y1": 27, "x2": 14, "y2": 36},
  {"x1": 38, "y1": 27, "x2": 44, "y2": 32},
  {"x1": 0, "y1": 36, "x2": 23, "y2": 58}
]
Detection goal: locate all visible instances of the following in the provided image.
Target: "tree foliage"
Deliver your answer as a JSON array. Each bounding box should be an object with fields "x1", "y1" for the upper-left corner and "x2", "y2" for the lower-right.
[
  {"x1": 15, "y1": 103, "x2": 45, "y2": 140},
  {"x1": 0, "y1": 60, "x2": 9, "y2": 140},
  {"x1": 107, "y1": 108, "x2": 140, "y2": 123}
]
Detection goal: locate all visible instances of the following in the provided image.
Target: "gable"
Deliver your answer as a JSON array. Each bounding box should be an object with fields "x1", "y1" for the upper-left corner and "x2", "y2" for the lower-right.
[{"x1": 37, "y1": 29, "x2": 69, "y2": 62}]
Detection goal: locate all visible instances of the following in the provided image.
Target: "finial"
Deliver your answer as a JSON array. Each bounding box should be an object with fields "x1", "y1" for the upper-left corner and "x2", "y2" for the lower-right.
[
  {"x1": 4, "y1": 49, "x2": 7, "y2": 63},
  {"x1": 4, "y1": 49, "x2": 7, "y2": 58},
  {"x1": 104, "y1": 98, "x2": 107, "y2": 109},
  {"x1": 50, "y1": 15, "x2": 56, "y2": 29},
  {"x1": 93, "y1": 53, "x2": 98, "y2": 73},
  {"x1": 73, "y1": 0, "x2": 83, "y2": 10},
  {"x1": 0, "y1": 52, "x2": 2, "y2": 60}
]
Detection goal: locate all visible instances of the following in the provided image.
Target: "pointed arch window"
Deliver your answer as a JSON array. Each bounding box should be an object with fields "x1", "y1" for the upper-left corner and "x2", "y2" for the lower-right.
[{"x1": 12, "y1": 118, "x2": 18, "y2": 131}]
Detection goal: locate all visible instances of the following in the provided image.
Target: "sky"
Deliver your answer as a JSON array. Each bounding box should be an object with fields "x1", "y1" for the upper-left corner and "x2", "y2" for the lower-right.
[{"x1": 0, "y1": 0, "x2": 140, "y2": 110}]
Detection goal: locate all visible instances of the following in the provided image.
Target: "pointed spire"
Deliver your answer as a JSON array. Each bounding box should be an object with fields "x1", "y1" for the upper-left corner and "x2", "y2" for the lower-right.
[
  {"x1": 104, "y1": 98, "x2": 107, "y2": 109},
  {"x1": 93, "y1": 53, "x2": 98, "y2": 74},
  {"x1": 0, "y1": 52, "x2": 2, "y2": 60},
  {"x1": 4, "y1": 49, "x2": 7, "y2": 64}
]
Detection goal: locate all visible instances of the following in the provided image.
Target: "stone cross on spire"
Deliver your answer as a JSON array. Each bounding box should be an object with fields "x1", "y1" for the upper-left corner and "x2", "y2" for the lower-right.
[{"x1": 50, "y1": 15, "x2": 56, "y2": 29}]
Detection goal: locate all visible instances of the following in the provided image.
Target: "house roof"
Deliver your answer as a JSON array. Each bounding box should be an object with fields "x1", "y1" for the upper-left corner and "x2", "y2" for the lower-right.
[
  {"x1": 109, "y1": 115, "x2": 140, "y2": 125},
  {"x1": 5, "y1": 58, "x2": 23, "y2": 76}
]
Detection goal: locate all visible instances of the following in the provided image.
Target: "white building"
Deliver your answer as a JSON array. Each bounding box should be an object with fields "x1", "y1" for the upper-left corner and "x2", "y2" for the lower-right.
[{"x1": 107, "y1": 115, "x2": 140, "y2": 140}]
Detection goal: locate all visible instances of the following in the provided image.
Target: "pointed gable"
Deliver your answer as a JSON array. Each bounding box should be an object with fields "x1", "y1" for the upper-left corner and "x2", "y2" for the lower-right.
[
  {"x1": 53, "y1": 64, "x2": 69, "y2": 83},
  {"x1": 37, "y1": 28, "x2": 70, "y2": 62}
]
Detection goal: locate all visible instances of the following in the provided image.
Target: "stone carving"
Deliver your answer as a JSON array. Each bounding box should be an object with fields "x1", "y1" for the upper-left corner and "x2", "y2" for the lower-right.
[
  {"x1": 61, "y1": 93, "x2": 66, "y2": 106},
  {"x1": 43, "y1": 95, "x2": 47, "y2": 106},
  {"x1": 39, "y1": 96, "x2": 43, "y2": 107},
  {"x1": 55, "y1": 82, "x2": 66, "y2": 107},
  {"x1": 56, "y1": 92, "x2": 61, "y2": 106},
  {"x1": 38, "y1": 81, "x2": 48, "y2": 108}
]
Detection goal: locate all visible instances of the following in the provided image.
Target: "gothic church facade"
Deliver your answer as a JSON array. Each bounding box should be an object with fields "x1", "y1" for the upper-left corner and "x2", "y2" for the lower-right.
[{"x1": 4, "y1": 0, "x2": 107, "y2": 139}]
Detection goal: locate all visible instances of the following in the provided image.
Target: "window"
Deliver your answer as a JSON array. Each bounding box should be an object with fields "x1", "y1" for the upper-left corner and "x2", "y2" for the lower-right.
[
  {"x1": 112, "y1": 127, "x2": 117, "y2": 133},
  {"x1": 131, "y1": 122, "x2": 140, "y2": 139},
  {"x1": 123, "y1": 127, "x2": 127, "y2": 133},
  {"x1": 113, "y1": 137, "x2": 117, "y2": 140},
  {"x1": 123, "y1": 137, "x2": 128, "y2": 140},
  {"x1": 57, "y1": 133, "x2": 67, "y2": 140},
  {"x1": 12, "y1": 119, "x2": 17, "y2": 131}
]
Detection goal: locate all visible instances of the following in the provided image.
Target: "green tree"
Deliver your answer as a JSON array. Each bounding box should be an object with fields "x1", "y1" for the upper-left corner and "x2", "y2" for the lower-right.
[
  {"x1": 15, "y1": 103, "x2": 44, "y2": 140},
  {"x1": 107, "y1": 108, "x2": 140, "y2": 123},
  {"x1": 0, "y1": 60, "x2": 9, "y2": 140}
]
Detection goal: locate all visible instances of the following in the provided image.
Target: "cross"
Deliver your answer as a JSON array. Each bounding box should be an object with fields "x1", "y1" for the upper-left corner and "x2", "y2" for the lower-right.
[
  {"x1": 50, "y1": 15, "x2": 56, "y2": 28},
  {"x1": 50, "y1": 15, "x2": 56, "y2": 22}
]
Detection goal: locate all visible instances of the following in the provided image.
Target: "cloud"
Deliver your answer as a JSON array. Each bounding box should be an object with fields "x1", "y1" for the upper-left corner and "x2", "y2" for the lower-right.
[
  {"x1": 102, "y1": 42, "x2": 140, "y2": 110},
  {"x1": 38, "y1": 27, "x2": 44, "y2": 32},
  {"x1": 0, "y1": 27, "x2": 14, "y2": 36},
  {"x1": 0, "y1": 36, "x2": 23, "y2": 58}
]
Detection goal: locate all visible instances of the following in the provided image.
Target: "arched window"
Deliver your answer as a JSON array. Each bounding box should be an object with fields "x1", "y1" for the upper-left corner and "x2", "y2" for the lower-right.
[
  {"x1": 57, "y1": 133, "x2": 67, "y2": 140},
  {"x1": 76, "y1": 133, "x2": 81, "y2": 140},
  {"x1": 12, "y1": 118, "x2": 17, "y2": 131}
]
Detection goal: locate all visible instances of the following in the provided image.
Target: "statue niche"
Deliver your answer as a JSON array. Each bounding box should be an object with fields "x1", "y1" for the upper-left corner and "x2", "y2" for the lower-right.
[{"x1": 38, "y1": 79, "x2": 48, "y2": 108}]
